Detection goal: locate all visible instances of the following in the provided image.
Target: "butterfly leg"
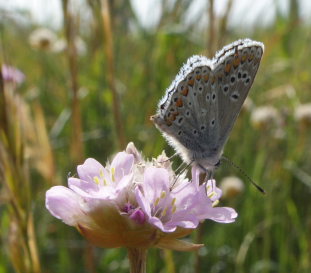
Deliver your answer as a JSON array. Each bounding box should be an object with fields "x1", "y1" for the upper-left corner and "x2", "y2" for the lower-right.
[
  {"x1": 157, "y1": 152, "x2": 178, "y2": 164},
  {"x1": 196, "y1": 163, "x2": 214, "y2": 185},
  {"x1": 170, "y1": 160, "x2": 193, "y2": 190}
]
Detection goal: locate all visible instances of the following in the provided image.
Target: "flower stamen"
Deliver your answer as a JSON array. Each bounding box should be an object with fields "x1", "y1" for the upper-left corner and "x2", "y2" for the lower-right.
[
  {"x1": 208, "y1": 191, "x2": 216, "y2": 199},
  {"x1": 160, "y1": 191, "x2": 166, "y2": 199},
  {"x1": 111, "y1": 167, "x2": 116, "y2": 182},
  {"x1": 99, "y1": 169, "x2": 104, "y2": 178},
  {"x1": 93, "y1": 176, "x2": 100, "y2": 185},
  {"x1": 161, "y1": 207, "x2": 168, "y2": 217},
  {"x1": 154, "y1": 197, "x2": 160, "y2": 206},
  {"x1": 212, "y1": 200, "x2": 219, "y2": 207}
]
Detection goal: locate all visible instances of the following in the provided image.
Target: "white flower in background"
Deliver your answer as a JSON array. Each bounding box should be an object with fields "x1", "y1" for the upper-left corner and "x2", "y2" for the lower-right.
[
  {"x1": 52, "y1": 37, "x2": 87, "y2": 56},
  {"x1": 241, "y1": 97, "x2": 254, "y2": 113},
  {"x1": 29, "y1": 28, "x2": 57, "y2": 51},
  {"x1": 250, "y1": 106, "x2": 281, "y2": 130},
  {"x1": 219, "y1": 176, "x2": 244, "y2": 199},
  {"x1": 52, "y1": 39, "x2": 67, "y2": 53},
  {"x1": 294, "y1": 103, "x2": 311, "y2": 127}
]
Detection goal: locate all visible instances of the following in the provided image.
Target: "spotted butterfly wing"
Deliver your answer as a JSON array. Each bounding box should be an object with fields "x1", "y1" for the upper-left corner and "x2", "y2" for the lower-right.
[{"x1": 151, "y1": 39, "x2": 264, "y2": 172}]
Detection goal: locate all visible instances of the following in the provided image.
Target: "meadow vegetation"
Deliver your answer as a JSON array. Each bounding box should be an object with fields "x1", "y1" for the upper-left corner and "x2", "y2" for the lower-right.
[{"x1": 0, "y1": 0, "x2": 310, "y2": 272}]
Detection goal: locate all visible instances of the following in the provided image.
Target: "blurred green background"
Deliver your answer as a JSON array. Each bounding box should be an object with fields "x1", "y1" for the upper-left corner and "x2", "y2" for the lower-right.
[{"x1": 0, "y1": 0, "x2": 311, "y2": 272}]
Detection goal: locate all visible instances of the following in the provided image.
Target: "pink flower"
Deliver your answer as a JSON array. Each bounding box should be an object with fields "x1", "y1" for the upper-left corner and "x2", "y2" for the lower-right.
[
  {"x1": 1, "y1": 64, "x2": 25, "y2": 85},
  {"x1": 46, "y1": 143, "x2": 237, "y2": 251},
  {"x1": 136, "y1": 166, "x2": 237, "y2": 233}
]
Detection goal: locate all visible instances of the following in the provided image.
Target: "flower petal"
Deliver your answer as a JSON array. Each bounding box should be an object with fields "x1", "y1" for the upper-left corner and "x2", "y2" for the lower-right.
[
  {"x1": 204, "y1": 207, "x2": 238, "y2": 223},
  {"x1": 68, "y1": 177, "x2": 99, "y2": 195},
  {"x1": 205, "y1": 179, "x2": 222, "y2": 201},
  {"x1": 143, "y1": 167, "x2": 170, "y2": 202},
  {"x1": 77, "y1": 158, "x2": 107, "y2": 182},
  {"x1": 169, "y1": 211, "x2": 199, "y2": 229},
  {"x1": 135, "y1": 186, "x2": 151, "y2": 216},
  {"x1": 111, "y1": 152, "x2": 134, "y2": 181},
  {"x1": 125, "y1": 142, "x2": 143, "y2": 163},
  {"x1": 45, "y1": 186, "x2": 84, "y2": 226},
  {"x1": 149, "y1": 216, "x2": 175, "y2": 232}
]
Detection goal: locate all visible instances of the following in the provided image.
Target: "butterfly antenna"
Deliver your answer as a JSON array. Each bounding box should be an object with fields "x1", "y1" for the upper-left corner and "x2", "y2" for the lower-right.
[{"x1": 221, "y1": 156, "x2": 266, "y2": 194}]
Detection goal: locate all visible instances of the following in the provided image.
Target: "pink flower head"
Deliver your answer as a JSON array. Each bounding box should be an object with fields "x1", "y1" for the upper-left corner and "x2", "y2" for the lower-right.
[
  {"x1": 46, "y1": 143, "x2": 237, "y2": 251},
  {"x1": 1, "y1": 64, "x2": 25, "y2": 85},
  {"x1": 135, "y1": 166, "x2": 237, "y2": 233}
]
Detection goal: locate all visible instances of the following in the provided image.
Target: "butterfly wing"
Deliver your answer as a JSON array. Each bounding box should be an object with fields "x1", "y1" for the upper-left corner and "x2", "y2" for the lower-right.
[
  {"x1": 213, "y1": 39, "x2": 264, "y2": 148},
  {"x1": 151, "y1": 39, "x2": 264, "y2": 168},
  {"x1": 151, "y1": 56, "x2": 221, "y2": 165}
]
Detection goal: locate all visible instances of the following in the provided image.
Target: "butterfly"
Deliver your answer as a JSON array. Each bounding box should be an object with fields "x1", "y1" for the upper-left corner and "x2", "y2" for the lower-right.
[{"x1": 151, "y1": 39, "x2": 264, "y2": 176}]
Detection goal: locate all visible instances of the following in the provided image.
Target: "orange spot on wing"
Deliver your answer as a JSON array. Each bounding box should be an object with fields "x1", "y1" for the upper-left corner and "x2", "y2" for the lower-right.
[
  {"x1": 173, "y1": 112, "x2": 179, "y2": 118},
  {"x1": 225, "y1": 63, "x2": 231, "y2": 74},
  {"x1": 248, "y1": 54, "x2": 254, "y2": 61},
  {"x1": 204, "y1": 75, "x2": 209, "y2": 82},
  {"x1": 188, "y1": 79, "x2": 195, "y2": 86},
  {"x1": 166, "y1": 120, "x2": 172, "y2": 126},
  {"x1": 181, "y1": 87, "x2": 189, "y2": 96},
  {"x1": 175, "y1": 98, "x2": 183, "y2": 107},
  {"x1": 195, "y1": 75, "x2": 202, "y2": 80},
  {"x1": 166, "y1": 112, "x2": 179, "y2": 124},
  {"x1": 233, "y1": 57, "x2": 241, "y2": 68}
]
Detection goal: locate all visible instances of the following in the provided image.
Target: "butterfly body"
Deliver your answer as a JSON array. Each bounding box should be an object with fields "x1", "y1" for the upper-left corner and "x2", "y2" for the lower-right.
[{"x1": 151, "y1": 39, "x2": 264, "y2": 173}]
